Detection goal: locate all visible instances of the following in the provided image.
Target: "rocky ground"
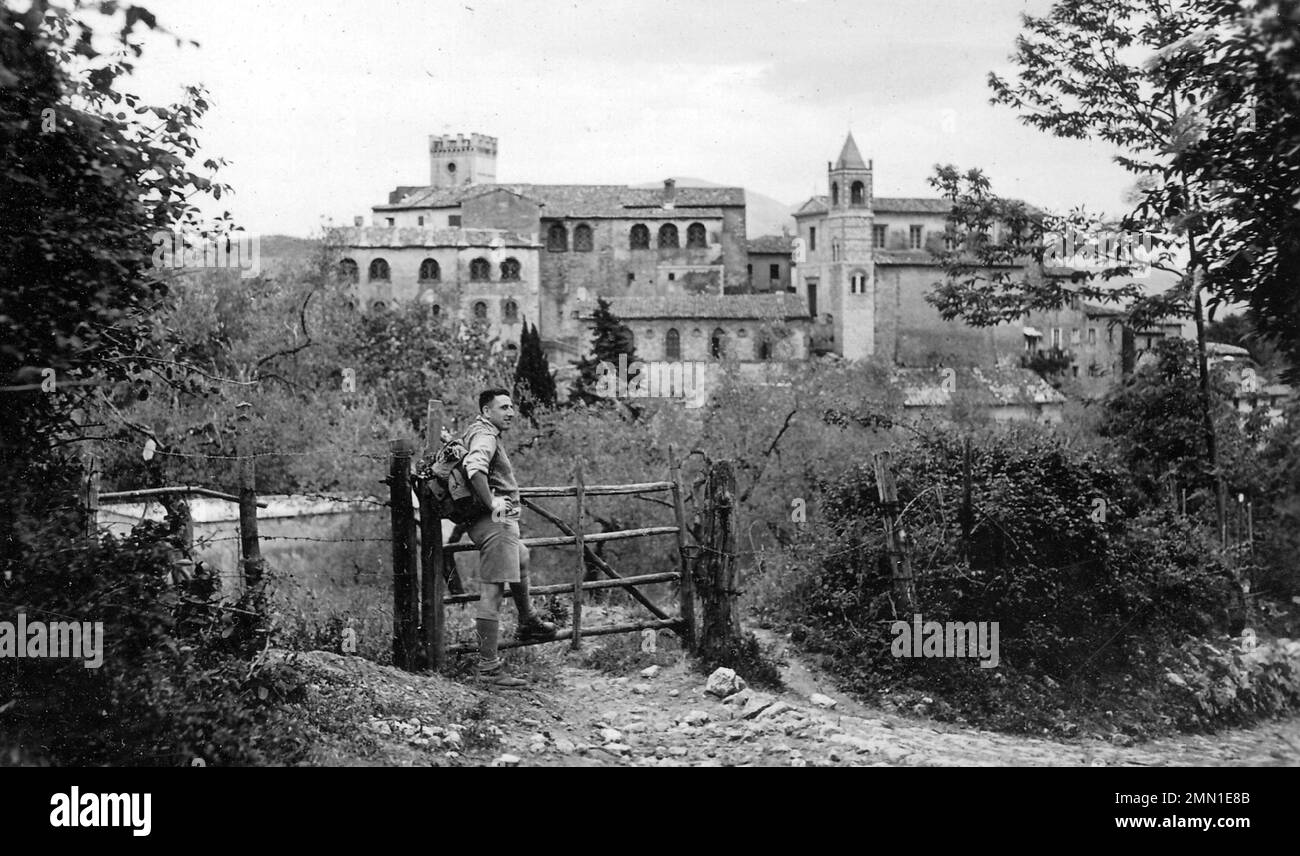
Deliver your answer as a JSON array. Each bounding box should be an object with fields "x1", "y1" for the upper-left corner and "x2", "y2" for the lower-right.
[{"x1": 280, "y1": 629, "x2": 1300, "y2": 768}]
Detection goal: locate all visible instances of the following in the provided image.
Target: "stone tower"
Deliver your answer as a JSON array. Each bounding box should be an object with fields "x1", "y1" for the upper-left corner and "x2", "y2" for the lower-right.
[
  {"x1": 428, "y1": 133, "x2": 498, "y2": 188},
  {"x1": 825, "y1": 133, "x2": 875, "y2": 360}
]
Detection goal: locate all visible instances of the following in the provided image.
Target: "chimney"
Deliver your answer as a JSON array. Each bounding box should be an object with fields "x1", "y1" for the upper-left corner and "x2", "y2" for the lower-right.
[
  {"x1": 354, "y1": 216, "x2": 364, "y2": 227},
  {"x1": 663, "y1": 178, "x2": 677, "y2": 208}
]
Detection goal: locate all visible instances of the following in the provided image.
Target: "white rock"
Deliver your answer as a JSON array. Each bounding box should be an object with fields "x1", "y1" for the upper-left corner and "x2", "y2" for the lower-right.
[
  {"x1": 740, "y1": 695, "x2": 774, "y2": 720},
  {"x1": 554, "y1": 738, "x2": 576, "y2": 753},
  {"x1": 654, "y1": 745, "x2": 667, "y2": 758},
  {"x1": 755, "y1": 701, "x2": 794, "y2": 720},
  {"x1": 492, "y1": 754, "x2": 521, "y2": 767},
  {"x1": 809, "y1": 693, "x2": 837, "y2": 709},
  {"x1": 705, "y1": 667, "x2": 748, "y2": 698},
  {"x1": 667, "y1": 689, "x2": 680, "y2": 698},
  {"x1": 669, "y1": 746, "x2": 688, "y2": 757},
  {"x1": 790, "y1": 757, "x2": 808, "y2": 767},
  {"x1": 683, "y1": 710, "x2": 711, "y2": 726},
  {"x1": 723, "y1": 688, "x2": 753, "y2": 706},
  {"x1": 599, "y1": 728, "x2": 623, "y2": 743},
  {"x1": 640, "y1": 665, "x2": 661, "y2": 679},
  {"x1": 631, "y1": 683, "x2": 653, "y2": 695},
  {"x1": 444, "y1": 731, "x2": 462, "y2": 748},
  {"x1": 601, "y1": 743, "x2": 632, "y2": 756}
]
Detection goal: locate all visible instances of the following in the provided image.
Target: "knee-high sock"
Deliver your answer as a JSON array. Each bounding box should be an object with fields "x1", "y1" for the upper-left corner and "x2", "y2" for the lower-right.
[
  {"x1": 476, "y1": 617, "x2": 499, "y2": 661},
  {"x1": 510, "y1": 564, "x2": 534, "y2": 619}
]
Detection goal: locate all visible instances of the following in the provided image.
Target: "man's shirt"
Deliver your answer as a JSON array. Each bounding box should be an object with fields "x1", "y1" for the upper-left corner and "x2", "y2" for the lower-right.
[{"x1": 460, "y1": 415, "x2": 521, "y2": 508}]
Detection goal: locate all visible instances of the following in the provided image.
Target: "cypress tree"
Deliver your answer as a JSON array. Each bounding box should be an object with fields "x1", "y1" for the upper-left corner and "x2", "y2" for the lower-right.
[{"x1": 570, "y1": 298, "x2": 638, "y2": 406}]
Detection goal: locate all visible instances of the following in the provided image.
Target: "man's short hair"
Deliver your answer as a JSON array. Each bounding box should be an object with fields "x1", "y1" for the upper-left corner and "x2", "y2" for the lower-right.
[{"x1": 479, "y1": 387, "x2": 512, "y2": 412}]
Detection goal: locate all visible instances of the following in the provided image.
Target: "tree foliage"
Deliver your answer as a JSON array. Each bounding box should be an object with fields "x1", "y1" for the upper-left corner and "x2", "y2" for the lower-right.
[{"x1": 569, "y1": 298, "x2": 638, "y2": 406}]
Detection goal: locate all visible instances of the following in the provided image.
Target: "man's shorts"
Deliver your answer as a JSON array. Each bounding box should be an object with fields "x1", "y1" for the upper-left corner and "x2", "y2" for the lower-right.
[{"x1": 467, "y1": 513, "x2": 527, "y2": 584}]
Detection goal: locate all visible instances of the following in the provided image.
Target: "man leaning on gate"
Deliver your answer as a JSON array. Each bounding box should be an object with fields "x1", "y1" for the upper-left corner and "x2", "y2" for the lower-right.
[{"x1": 454, "y1": 388, "x2": 557, "y2": 686}]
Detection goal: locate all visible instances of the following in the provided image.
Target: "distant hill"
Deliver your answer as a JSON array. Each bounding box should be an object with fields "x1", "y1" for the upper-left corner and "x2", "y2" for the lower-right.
[
  {"x1": 633, "y1": 177, "x2": 795, "y2": 239},
  {"x1": 258, "y1": 234, "x2": 321, "y2": 267}
]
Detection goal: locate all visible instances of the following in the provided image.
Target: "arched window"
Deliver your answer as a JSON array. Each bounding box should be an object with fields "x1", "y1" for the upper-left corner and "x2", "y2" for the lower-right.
[
  {"x1": 339, "y1": 258, "x2": 359, "y2": 284},
  {"x1": 470, "y1": 257, "x2": 490, "y2": 281},
  {"x1": 431, "y1": 304, "x2": 442, "y2": 316},
  {"x1": 573, "y1": 223, "x2": 594, "y2": 252},
  {"x1": 473, "y1": 301, "x2": 488, "y2": 320},
  {"x1": 710, "y1": 327, "x2": 726, "y2": 359},
  {"x1": 658, "y1": 223, "x2": 679, "y2": 249},
  {"x1": 686, "y1": 223, "x2": 707, "y2": 249},
  {"x1": 850, "y1": 181, "x2": 865, "y2": 205},
  {"x1": 665, "y1": 328, "x2": 681, "y2": 360},
  {"x1": 503, "y1": 299, "x2": 519, "y2": 323},
  {"x1": 630, "y1": 224, "x2": 650, "y2": 249},
  {"x1": 368, "y1": 258, "x2": 390, "y2": 282},
  {"x1": 547, "y1": 222, "x2": 568, "y2": 251},
  {"x1": 418, "y1": 258, "x2": 440, "y2": 282},
  {"x1": 371, "y1": 300, "x2": 387, "y2": 312},
  {"x1": 831, "y1": 182, "x2": 839, "y2": 206},
  {"x1": 850, "y1": 271, "x2": 867, "y2": 294},
  {"x1": 500, "y1": 257, "x2": 521, "y2": 280}
]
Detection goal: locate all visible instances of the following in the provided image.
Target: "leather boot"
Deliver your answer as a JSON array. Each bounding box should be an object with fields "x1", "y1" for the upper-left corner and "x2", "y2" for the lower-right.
[
  {"x1": 510, "y1": 576, "x2": 557, "y2": 641},
  {"x1": 475, "y1": 618, "x2": 526, "y2": 687}
]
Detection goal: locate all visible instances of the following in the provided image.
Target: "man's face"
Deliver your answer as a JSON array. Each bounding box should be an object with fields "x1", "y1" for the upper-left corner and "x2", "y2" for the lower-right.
[{"x1": 481, "y1": 394, "x2": 516, "y2": 432}]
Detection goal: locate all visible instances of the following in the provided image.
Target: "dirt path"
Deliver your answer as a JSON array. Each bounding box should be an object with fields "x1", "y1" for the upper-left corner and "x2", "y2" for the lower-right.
[{"x1": 287, "y1": 633, "x2": 1300, "y2": 768}]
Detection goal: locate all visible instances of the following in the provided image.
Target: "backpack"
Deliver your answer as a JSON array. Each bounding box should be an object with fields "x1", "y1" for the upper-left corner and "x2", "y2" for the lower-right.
[{"x1": 412, "y1": 427, "x2": 488, "y2": 525}]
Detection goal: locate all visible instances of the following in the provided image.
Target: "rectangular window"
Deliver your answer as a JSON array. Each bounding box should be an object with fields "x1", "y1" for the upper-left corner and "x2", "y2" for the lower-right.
[
  {"x1": 809, "y1": 227, "x2": 816, "y2": 252},
  {"x1": 1051, "y1": 328, "x2": 1062, "y2": 349},
  {"x1": 417, "y1": 216, "x2": 425, "y2": 226},
  {"x1": 769, "y1": 263, "x2": 780, "y2": 280},
  {"x1": 627, "y1": 272, "x2": 635, "y2": 283},
  {"x1": 873, "y1": 225, "x2": 887, "y2": 248},
  {"x1": 909, "y1": 225, "x2": 923, "y2": 249},
  {"x1": 385, "y1": 217, "x2": 395, "y2": 227},
  {"x1": 1088, "y1": 328, "x2": 1097, "y2": 346},
  {"x1": 448, "y1": 214, "x2": 462, "y2": 227},
  {"x1": 1071, "y1": 328, "x2": 1080, "y2": 345},
  {"x1": 668, "y1": 272, "x2": 676, "y2": 281}
]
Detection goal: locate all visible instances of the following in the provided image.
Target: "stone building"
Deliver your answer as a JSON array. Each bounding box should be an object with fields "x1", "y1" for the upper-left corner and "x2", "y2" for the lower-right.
[{"x1": 337, "y1": 133, "x2": 807, "y2": 366}]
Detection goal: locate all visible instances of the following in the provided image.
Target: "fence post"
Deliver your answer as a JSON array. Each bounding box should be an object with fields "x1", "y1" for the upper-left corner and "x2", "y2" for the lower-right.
[
  {"x1": 874, "y1": 450, "x2": 916, "y2": 614},
  {"x1": 570, "y1": 460, "x2": 586, "y2": 651},
  {"x1": 82, "y1": 452, "x2": 99, "y2": 540},
  {"x1": 389, "y1": 438, "x2": 417, "y2": 670},
  {"x1": 668, "y1": 444, "x2": 696, "y2": 650},
  {"x1": 420, "y1": 401, "x2": 446, "y2": 671},
  {"x1": 235, "y1": 399, "x2": 264, "y2": 587},
  {"x1": 698, "y1": 459, "x2": 741, "y2": 660}
]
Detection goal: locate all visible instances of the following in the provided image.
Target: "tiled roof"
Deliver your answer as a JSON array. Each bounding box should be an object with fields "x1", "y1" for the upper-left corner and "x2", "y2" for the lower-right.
[
  {"x1": 574, "y1": 293, "x2": 809, "y2": 320},
  {"x1": 335, "y1": 226, "x2": 539, "y2": 248},
  {"x1": 795, "y1": 196, "x2": 828, "y2": 217},
  {"x1": 377, "y1": 183, "x2": 744, "y2": 217},
  {"x1": 794, "y1": 196, "x2": 953, "y2": 217},
  {"x1": 873, "y1": 249, "x2": 942, "y2": 265},
  {"x1": 872, "y1": 198, "x2": 952, "y2": 214},
  {"x1": 893, "y1": 366, "x2": 1067, "y2": 408},
  {"x1": 746, "y1": 235, "x2": 794, "y2": 254}
]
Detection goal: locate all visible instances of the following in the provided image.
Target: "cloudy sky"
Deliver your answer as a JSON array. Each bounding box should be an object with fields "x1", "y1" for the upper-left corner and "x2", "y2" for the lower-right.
[{"x1": 122, "y1": 0, "x2": 1140, "y2": 236}]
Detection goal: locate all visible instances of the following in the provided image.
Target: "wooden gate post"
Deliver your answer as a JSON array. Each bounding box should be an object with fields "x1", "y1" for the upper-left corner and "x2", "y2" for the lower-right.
[
  {"x1": 570, "y1": 460, "x2": 586, "y2": 651},
  {"x1": 420, "y1": 401, "x2": 447, "y2": 671},
  {"x1": 698, "y1": 459, "x2": 741, "y2": 659},
  {"x1": 668, "y1": 445, "x2": 696, "y2": 650},
  {"x1": 235, "y1": 399, "x2": 264, "y2": 587},
  {"x1": 389, "y1": 438, "x2": 418, "y2": 670},
  {"x1": 874, "y1": 450, "x2": 916, "y2": 614}
]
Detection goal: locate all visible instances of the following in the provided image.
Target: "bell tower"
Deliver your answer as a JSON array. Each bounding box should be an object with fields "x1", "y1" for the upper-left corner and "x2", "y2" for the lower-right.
[
  {"x1": 428, "y1": 132, "x2": 498, "y2": 188},
  {"x1": 826, "y1": 133, "x2": 875, "y2": 360}
]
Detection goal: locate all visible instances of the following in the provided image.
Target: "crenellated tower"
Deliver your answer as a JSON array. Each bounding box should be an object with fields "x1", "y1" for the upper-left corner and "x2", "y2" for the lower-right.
[{"x1": 428, "y1": 132, "x2": 498, "y2": 188}]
